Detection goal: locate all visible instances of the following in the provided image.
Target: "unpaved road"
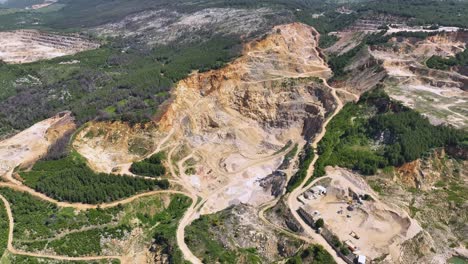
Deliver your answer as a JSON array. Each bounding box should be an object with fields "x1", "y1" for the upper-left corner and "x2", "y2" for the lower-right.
[
  {"x1": 0, "y1": 179, "x2": 189, "y2": 211},
  {"x1": 0, "y1": 176, "x2": 194, "y2": 263},
  {"x1": 0, "y1": 194, "x2": 124, "y2": 263},
  {"x1": 258, "y1": 77, "x2": 353, "y2": 264},
  {"x1": 286, "y1": 79, "x2": 349, "y2": 264}
]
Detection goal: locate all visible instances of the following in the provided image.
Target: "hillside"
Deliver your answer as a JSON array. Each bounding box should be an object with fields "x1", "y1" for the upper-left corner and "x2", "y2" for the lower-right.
[{"x1": 0, "y1": 1, "x2": 467, "y2": 264}]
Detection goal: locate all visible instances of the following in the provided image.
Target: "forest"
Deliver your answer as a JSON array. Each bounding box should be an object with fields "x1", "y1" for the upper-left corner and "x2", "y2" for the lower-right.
[
  {"x1": 356, "y1": 0, "x2": 468, "y2": 28},
  {"x1": 20, "y1": 152, "x2": 169, "y2": 204},
  {"x1": 311, "y1": 88, "x2": 467, "y2": 180},
  {"x1": 0, "y1": 188, "x2": 118, "y2": 240},
  {"x1": 130, "y1": 152, "x2": 166, "y2": 177}
]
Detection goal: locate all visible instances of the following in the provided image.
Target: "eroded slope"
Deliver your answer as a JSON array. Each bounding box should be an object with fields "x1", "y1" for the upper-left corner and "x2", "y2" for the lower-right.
[
  {"x1": 0, "y1": 111, "x2": 75, "y2": 180},
  {"x1": 370, "y1": 31, "x2": 468, "y2": 128}
]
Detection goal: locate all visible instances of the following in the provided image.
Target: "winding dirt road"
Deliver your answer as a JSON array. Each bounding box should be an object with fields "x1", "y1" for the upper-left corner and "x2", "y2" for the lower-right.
[
  {"x1": 0, "y1": 173, "x2": 194, "y2": 263},
  {"x1": 0, "y1": 194, "x2": 125, "y2": 263},
  {"x1": 257, "y1": 77, "x2": 354, "y2": 264}
]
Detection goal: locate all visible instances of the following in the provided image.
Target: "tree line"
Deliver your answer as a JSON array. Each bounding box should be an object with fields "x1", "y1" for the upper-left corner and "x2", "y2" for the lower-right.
[
  {"x1": 21, "y1": 153, "x2": 169, "y2": 204},
  {"x1": 130, "y1": 152, "x2": 166, "y2": 177},
  {"x1": 311, "y1": 88, "x2": 467, "y2": 179}
]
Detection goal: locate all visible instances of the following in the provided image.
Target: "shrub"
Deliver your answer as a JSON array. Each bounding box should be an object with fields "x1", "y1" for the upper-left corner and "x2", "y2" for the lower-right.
[{"x1": 315, "y1": 218, "x2": 324, "y2": 229}]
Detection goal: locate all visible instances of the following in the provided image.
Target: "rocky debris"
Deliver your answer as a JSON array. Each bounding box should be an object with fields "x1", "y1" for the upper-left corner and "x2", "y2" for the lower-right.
[
  {"x1": 367, "y1": 152, "x2": 467, "y2": 263},
  {"x1": 151, "y1": 23, "x2": 338, "y2": 212},
  {"x1": 368, "y1": 31, "x2": 468, "y2": 128},
  {"x1": 73, "y1": 121, "x2": 163, "y2": 174},
  {"x1": 396, "y1": 148, "x2": 460, "y2": 190},
  {"x1": 258, "y1": 171, "x2": 287, "y2": 197},
  {"x1": 333, "y1": 46, "x2": 387, "y2": 95},
  {"x1": 285, "y1": 214, "x2": 304, "y2": 233},
  {"x1": 92, "y1": 8, "x2": 292, "y2": 45},
  {"x1": 446, "y1": 144, "x2": 468, "y2": 160},
  {"x1": 194, "y1": 203, "x2": 303, "y2": 262},
  {"x1": 265, "y1": 198, "x2": 303, "y2": 233},
  {"x1": 397, "y1": 231, "x2": 437, "y2": 264}
]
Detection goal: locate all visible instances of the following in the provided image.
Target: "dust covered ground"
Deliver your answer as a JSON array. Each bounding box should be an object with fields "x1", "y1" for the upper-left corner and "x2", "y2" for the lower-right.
[
  {"x1": 0, "y1": 30, "x2": 99, "y2": 64},
  {"x1": 0, "y1": 111, "x2": 75, "y2": 180},
  {"x1": 299, "y1": 167, "x2": 421, "y2": 261}
]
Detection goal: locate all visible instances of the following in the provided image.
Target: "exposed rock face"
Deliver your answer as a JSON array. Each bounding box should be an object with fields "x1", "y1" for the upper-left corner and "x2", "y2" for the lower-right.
[
  {"x1": 155, "y1": 23, "x2": 337, "y2": 213},
  {"x1": 367, "y1": 152, "x2": 467, "y2": 263},
  {"x1": 395, "y1": 148, "x2": 467, "y2": 191},
  {"x1": 75, "y1": 23, "x2": 339, "y2": 215},
  {"x1": 159, "y1": 23, "x2": 333, "y2": 133},
  {"x1": 258, "y1": 171, "x2": 287, "y2": 197},
  {"x1": 73, "y1": 121, "x2": 162, "y2": 174},
  {"x1": 187, "y1": 204, "x2": 303, "y2": 262}
]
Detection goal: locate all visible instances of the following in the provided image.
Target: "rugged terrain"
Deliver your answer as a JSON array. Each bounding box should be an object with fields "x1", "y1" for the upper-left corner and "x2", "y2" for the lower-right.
[
  {"x1": 92, "y1": 7, "x2": 292, "y2": 45},
  {"x1": 78, "y1": 23, "x2": 338, "y2": 214},
  {"x1": 0, "y1": 2, "x2": 467, "y2": 263},
  {"x1": 366, "y1": 150, "x2": 468, "y2": 263},
  {"x1": 372, "y1": 31, "x2": 468, "y2": 128},
  {"x1": 0, "y1": 111, "x2": 75, "y2": 181}
]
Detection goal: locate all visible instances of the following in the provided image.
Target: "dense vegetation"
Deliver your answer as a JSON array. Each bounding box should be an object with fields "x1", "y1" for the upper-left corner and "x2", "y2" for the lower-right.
[
  {"x1": 148, "y1": 195, "x2": 192, "y2": 263},
  {"x1": 356, "y1": 0, "x2": 468, "y2": 28},
  {"x1": 286, "y1": 144, "x2": 314, "y2": 193},
  {"x1": 20, "y1": 151, "x2": 169, "y2": 204},
  {"x1": 130, "y1": 152, "x2": 166, "y2": 177},
  {"x1": 311, "y1": 88, "x2": 467, "y2": 180},
  {"x1": 0, "y1": 200, "x2": 8, "y2": 258},
  {"x1": 0, "y1": 188, "x2": 117, "y2": 240},
  {"x1": 286, "y1": 244, "x2": 336, "y2": 264},
  {"x1": 0, "y1": 35, "x2": 242, "y2": 138},
  {"x1": 297, "y1": 10, "x2": 359, "y2": 34},
  {"x1": 186, "y1": 212, "x2": 238, "y2": 263},
  {"x1": 426, "y1": 48, "x2": 468, "y2": 70}
]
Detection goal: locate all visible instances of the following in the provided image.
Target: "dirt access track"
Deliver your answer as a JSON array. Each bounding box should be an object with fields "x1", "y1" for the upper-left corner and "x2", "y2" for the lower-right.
[
  {"x1": 0, "y1": 30, "x2": 99, "y2": 64},
  {"x1": 0, "y1": 21, "x2": 419, "y2": 264}
]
